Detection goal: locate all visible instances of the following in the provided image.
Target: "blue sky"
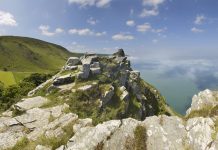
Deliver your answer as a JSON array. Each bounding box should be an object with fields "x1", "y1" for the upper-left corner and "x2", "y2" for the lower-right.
[{"x1": 0, "y1": 0, "x2": 218, "y2": 60}]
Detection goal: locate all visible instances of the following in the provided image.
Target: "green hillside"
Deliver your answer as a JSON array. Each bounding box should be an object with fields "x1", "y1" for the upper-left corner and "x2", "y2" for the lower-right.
[
  {"x1": 0, "y1": 36, "x2": 82, "y2": 86},
  {"x1": 0, "y1": 36, "x2": 80, "y2": 72}
]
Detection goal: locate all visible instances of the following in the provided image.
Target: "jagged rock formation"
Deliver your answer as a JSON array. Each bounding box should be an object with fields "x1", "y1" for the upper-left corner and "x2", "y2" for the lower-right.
[
  {"x1": 0, "y1": 50, "x2": 217, "y2": 150},
  {"x1": 27, "y1": 49, "x2": 171, "y2": 123},
  {"x1": 0, "y1": 89, "x2": 217, "y2": 150}
]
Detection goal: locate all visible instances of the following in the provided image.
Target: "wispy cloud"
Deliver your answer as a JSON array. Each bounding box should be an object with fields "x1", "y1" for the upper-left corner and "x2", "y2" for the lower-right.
[
  {"x1": 68, "y1": 0, "x2": 112, "y2": 8},
  {"x1": 140, "y1": 0, "x2": 165, "y2": 18},
  {"x1": 191, "y1": 27, "x2": 204, "y2": 33},
  {"x1": 140, "y1": 8, "x2": 159, "y2": 17},
  {"x1": 112, "y1": 33, "x2": 134, "y2": 41},
  {"x1": 194, "y1": 15, "x2": 206, "y2": 25},
  {"x1": 137, "y1": 23, "x2": 152, "y2": 32},
  {"x1": 87, "y1": 17, "x2": 98, "y2": 25},
  {"x1": 0, "y1": 11, "x2": 17, "y2": 26},
  {"x1": 69, "y1": 28, "x2": 106, "y2": 36},
  {"x1": 39, "y1": 25, "x2": 64, "y2": 36}
]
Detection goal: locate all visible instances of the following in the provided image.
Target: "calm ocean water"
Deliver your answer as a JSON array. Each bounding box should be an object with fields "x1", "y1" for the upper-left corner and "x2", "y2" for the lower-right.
[{"x1": 132, "y1": 60, "x2": 218, "y2": 115}]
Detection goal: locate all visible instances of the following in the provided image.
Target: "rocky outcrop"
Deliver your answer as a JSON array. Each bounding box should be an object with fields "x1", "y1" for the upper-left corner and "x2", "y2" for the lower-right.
[
  {"x1": 1, "y1": 49, "x2": 217, "y2": 150},
  {"x1": 13, "y1": 96, "x2": 49, "y2": 111},
  {"x1": 186, "y1": 89, "x2": 218, "y2": 115},
  {"x1": 1, "y1": 88, "x2": 218, "y2": 150},
  {"x1": 53, "y1": 74, "x2": 74, "y2": 86}
]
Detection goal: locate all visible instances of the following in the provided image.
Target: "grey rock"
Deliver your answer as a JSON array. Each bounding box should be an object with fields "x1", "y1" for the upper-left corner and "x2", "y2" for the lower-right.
[
  {"x1": 103, "y1": 118, "x2": 140, "y2": 150},
  {"x1": 0, "y1": 131, "x2": 25, "y2": 149},
  {"x1": 113, "y1": 49, "x2": 125, "y2": 57},
  {"x1": 186, "y1": 89, "x2": 218, "y2": 115},
  {"x1": 129, "y1": 70, "x2": 140, "y2": 81},
  {"x1": 90, "y1": 67, "x2": 101, "y2": 75},
  {"x1": 77, "y1": 82, "x2": 98, "y2": 92},
  {"x1": 65, "y1": 120, "x2": 121, "y2": 150},
  {"x1": 53, "y1": 74, "x2": 74, "y2": 86},
  {"x1": 73, "y1": 118, "x2": 93, "y2": 133},
  {"x1": 101, "y1": 85, "x2": 114, "y2": 106},
  {"x1": 66, "y1": 57, "x2": 80, "y2": 66},
  {"x1": 35, "y1": 145, "x2": 51, "y2": 150},
  {"x1": 186, "y1": 117, "x2": 215, "y2": 150},
  {"x1": 90, "y1": 62, "x2": 100, "y2": 68},
  {"x1": 64, "y1": 65, "x2": 78, "y2": 71},
  {"x1": 77, "y1": 64, "x2": 90, "y2": 79},
  {"x1": 14, "y1": 96, "x2": 49, "y2": 111}
]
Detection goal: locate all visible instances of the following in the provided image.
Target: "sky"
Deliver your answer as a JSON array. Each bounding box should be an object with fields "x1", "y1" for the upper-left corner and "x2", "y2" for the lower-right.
[{"x1": 0, "y1": 0, "x2": 218, "y2": 60}]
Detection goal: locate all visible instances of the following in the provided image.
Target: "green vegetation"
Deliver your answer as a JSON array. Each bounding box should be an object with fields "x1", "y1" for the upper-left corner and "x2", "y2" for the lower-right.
[
  {"x1": 134, "y1": 125, "x2": 147, "y2": 150},
  {"x1": 0, "y1": 36, "x2": 82, "y2": 72},
  {"x1": 10, "y1": 121, "x2": 75, "y2": 150},
  {"x1": 0, "y1": 36, "x2": 83, "y2": 87},
  {"x1": 0, "y1": 73, "x2": 52, "y2": 112},
  {"x1": 186, "y1": 105, "x2": 218, "y2": 119},
  {"x1": 10, "y1": 137, "x2": 30, "y2": 150}
]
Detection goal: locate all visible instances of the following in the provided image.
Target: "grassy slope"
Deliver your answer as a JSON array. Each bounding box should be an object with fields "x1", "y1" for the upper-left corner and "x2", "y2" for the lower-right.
[
  {"x1": 0, "y1": 36, "x2": 82, "y2": 72},
  {"x1": 0, "y1": 36, "x2": 83, "y2": 86},
  {"x1": 0, "y1": 71, "x2": 16, "y2": 86}
]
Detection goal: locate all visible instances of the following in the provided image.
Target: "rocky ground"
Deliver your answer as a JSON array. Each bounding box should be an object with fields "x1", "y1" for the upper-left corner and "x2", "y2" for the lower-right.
[{"x1": 0, "y1": 50, "x2": 217, "y2": 150}]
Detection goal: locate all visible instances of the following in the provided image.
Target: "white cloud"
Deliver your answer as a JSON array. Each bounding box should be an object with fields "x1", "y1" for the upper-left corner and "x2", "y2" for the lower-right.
[
  {"x1": 126, "y1": 20, "x2": 135, "y2": 27},
  {"x1": 194, "y1": 15, "x2": 206, "y2": 25},
  {"x1": 96, "y1": 0, "x2": 111, "y2": 8},
  {"x1": 39, "y1": 25, "x2": 64, "y2": 36},
  {"x1": 137, "y1": 23, "x2": 152, "y2": 32},
  {"x1": 69, "y1": 28, "x2": 106, "y2": 36},
  {"x1": 55, "y1": 28, "x2": 64, "y2": 33},
  {"x1": 140, "y1": 8, "x2": 159, "y2": 17},
  {"x1": 68, "y1": 0, "x2": 111, "y2": 8},
  {"x1": 87, "y1": 17, "x2": 98, "y2": 25},
  {"x1": 112, "y1": 33, "x2": 134, "y2": 41},
  {"x1": 191, "y1": 27, "x2": 204, "y2": 33},
  {"x1": 142, "y1": 0, "x2": 165, "y2": 7},
  {"x1": 0, "y1": 11, "x2": 17, "y2": 26}
]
